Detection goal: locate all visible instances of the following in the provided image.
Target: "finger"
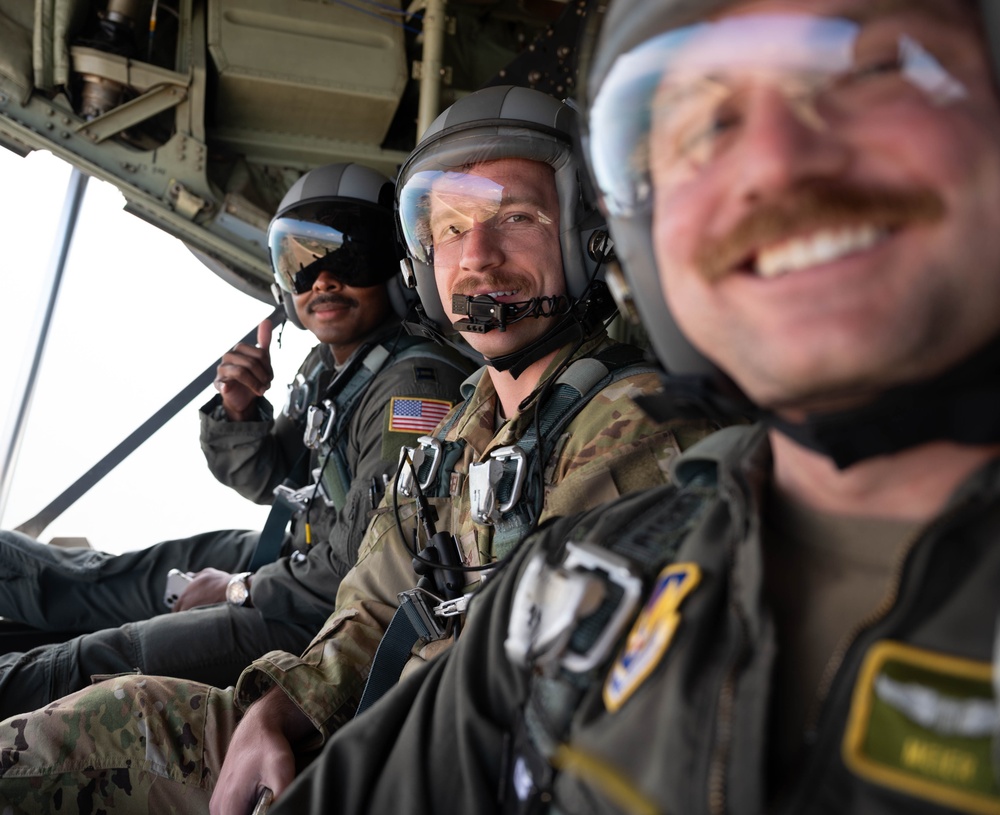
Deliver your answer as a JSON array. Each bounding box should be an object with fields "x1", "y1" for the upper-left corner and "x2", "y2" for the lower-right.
[{"x1": 257, "y1": 319, "x2": 273, "y2": 350}]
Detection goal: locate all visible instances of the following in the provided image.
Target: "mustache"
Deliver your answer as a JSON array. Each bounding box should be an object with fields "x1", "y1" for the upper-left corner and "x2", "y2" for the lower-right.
[
  {"x1": 694, "y1": 182, "x2": 946, "y2": 282},
  {"x1": 308, "y1": 293, "x2": 357, "y2": 312},
  {"x1": 451, "y1": 272, "x2": 534, "y2": 298}
]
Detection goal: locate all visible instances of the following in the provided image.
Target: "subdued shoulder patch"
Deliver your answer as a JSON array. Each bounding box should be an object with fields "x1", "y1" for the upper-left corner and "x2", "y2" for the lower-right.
[
  {"x1": 414, "y1": 366, "x2": 439, "y2": 383},
  {"x1": 603, "y1": 562, "x2": 701, "y2": 713},
  {"x1": 843, "y1": 640, "x2": 999, "y2": 814}
]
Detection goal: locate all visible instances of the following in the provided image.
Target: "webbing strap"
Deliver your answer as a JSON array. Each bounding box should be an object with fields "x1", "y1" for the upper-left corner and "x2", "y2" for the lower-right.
[
  {"x1": 246, "y1": 490, "x2": 297, "y2": 571},
  {"x1": 523, "y1": 471, "x2": 718, "y2": 780},
  {"x1": 354, "y1": 602, "x2": 422, "y2": 716}
]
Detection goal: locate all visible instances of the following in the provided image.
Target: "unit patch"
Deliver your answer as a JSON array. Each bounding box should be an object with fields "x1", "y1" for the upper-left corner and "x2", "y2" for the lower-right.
[
  {"x1": 843, "y1": 640, "x2": 1000, "y2": 814},
  {"x1": 387, "y1": 397, "x2": 452, "y2": 434},
  {"x1": 603, "y1": 562, "x2": 701, "y2": 713}
]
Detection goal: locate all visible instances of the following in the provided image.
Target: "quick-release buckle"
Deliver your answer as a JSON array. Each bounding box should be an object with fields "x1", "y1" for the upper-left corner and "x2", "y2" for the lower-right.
[
  {"x1": 303, "y1": 399, "x2": 336, "y2": 449},
  {"x1": 505, "y1": 541, "x2": 642, "y2": 674},
  {"x1": 397, "y1": 587, "x2": 449, "y2": 641},
  {"x1": 283, "y1": 373, "x2": 312, "y2": 420},
  {"x1": 469, "y1": 445, "x2": 526, "y2": 525},
  {"x1": 272, "y1": 483, "x2": 314, "y2": 515},
  {"x1": 397, "y1": 436, "x2": 442, "y2": 497}
]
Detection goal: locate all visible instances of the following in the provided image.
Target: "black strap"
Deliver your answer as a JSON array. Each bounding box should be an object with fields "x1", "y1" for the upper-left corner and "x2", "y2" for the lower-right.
[
  {"x1": 354, "y1": 601, "x2": 424, "y2": 716},
  {"x1": 246, "y1": 489, "x2": 298, "y2": 571},
  {"x1": 14, "y1": 307, "x2": 285, "y2": 539}
]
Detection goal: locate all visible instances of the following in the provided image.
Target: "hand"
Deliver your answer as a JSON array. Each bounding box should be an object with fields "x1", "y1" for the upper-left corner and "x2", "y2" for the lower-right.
[
  {"x1": 171, "y1": 568, "x2": 233, "y2": 612},
  {"x1": 215, "y1": 320, "x2": 275, "y2": 421},
  {"x1": 210, "y1": 688, "x2": 314, "y2": 815}
]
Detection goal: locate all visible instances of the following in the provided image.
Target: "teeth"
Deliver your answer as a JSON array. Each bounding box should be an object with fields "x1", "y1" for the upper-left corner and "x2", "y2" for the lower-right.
[
  {"x1": 486, "y1": 289, "x2": 518, "y2": 298},
  {"x1": 756, "y1": 225, "x2": 885, "y2": 279}
]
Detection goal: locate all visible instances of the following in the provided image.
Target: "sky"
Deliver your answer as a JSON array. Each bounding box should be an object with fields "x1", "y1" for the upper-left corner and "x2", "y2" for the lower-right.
[{"x1": 0, "y1": 147, "x2": 315, "y2": 555}]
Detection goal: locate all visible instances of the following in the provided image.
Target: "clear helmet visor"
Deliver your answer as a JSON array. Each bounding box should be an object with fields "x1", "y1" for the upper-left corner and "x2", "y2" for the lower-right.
[
  {"x1": 398, "y1": 169, "x2": 558, "y2": 268},
  {"x1": 588, "y1": 11, "x2": 970, "y2": 216}
]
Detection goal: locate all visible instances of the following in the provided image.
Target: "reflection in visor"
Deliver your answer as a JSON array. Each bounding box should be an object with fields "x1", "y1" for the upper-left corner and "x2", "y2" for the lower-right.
[
  {"x1": 398, "y1": 170, "x2": 555, "y2": 265},
  {"x1": 268, "y1": 213, "x2": 394, "y2": 294},
  {"x1": 588, "y1": 12, "x2": 969, "y2": 215}
]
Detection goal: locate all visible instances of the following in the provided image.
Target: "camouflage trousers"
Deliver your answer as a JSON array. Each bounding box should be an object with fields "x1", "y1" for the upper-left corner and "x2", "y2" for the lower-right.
[{"x1": 0, "y1": 673, "x2": 240, "y2": 814}]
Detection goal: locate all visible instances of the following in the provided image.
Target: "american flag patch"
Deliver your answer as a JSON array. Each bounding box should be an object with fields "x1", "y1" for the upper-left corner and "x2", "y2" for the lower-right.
[{"x1": 388, "y1": 397, "x2": 452, "y2": 434}]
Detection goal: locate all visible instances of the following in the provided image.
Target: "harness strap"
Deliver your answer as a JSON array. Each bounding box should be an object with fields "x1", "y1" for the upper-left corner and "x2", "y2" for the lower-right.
[
  {"x1": 357, "y1": 346, "x2": 657, "y2": 717},
  {"x1": 510, "y1": 469, "x2": 718, "y2": 813}
]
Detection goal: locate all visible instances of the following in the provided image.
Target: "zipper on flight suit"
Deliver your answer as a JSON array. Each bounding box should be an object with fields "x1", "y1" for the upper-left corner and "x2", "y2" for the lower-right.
[
  {"x1": 708, "y1": 475, "x2": 757, "y2": 815},
  {"x1": 778, "y1": 499, "x2": 975, "y2": 810}
]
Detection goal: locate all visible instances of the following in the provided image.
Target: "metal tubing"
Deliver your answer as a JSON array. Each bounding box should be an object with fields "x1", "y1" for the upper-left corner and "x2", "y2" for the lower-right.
[
  {"x1": 0, "y1": 167, "x2": 89, "y2": 528},
  {"x1": 416, "y1": 0, "x2": 447, "y2": 140}
]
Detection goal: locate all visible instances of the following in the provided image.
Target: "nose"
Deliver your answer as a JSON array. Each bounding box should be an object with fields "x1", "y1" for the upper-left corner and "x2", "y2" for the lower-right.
[
  {"x1": 458, "y1": 223, "x2": 505, "y2": 273},
  {"x1": 313, "y1": 268, "x2": 344, "y2": 290},
  {"x1": 730, "y1": 84, "x2": 851, "y2": 204}
]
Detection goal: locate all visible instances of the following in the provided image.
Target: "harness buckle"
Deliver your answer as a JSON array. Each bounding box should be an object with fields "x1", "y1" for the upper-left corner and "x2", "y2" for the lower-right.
[
  {"x1": 397, "y1": 436, "x2": 442, "y2": 498},
  {"x1": 271, "y1": 483, "x2": 313, "y2": 515},
  {"x1": 397, "y1": 587, "x2": 448, "y2": 641},
  {"x1": 434, "y1": 594, "x2": 470, "y2": 618},
  {"x1": 469, "y1": 445, "x2": 526, "y2": 525},
  {"x1": 283, "y1": 373, "x2": 312, "y2": 420},
  {"x1": 505, "y1": 541, "x2": 642, "y2": 673},
  {"x1": 303, "y1": 399, "x2": 336, "y2": 449}
]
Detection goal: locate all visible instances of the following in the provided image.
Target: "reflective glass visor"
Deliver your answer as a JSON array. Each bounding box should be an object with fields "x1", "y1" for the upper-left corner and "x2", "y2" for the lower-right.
[
  {"x1": 588, "y1": 8, "x2": 973, "y2": 215},
  {"x1": 398, "y1": 169, "x2": 557, "y2": 267},
  {"x1": 268, "y1": 205, "x2": 395, "y2": 294}
]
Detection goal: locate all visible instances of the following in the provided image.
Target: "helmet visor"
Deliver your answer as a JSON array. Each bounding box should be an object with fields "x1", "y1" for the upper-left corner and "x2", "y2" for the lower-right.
[
  {"x1": 268, "y1": 203, "x2": 396, "y2": 294},
  {"x1": 398, "y1": 169, "x2": 558, "y2": 267},
  {"x1": 587, "y1": 9, "x2": 972, "y2": 216}
]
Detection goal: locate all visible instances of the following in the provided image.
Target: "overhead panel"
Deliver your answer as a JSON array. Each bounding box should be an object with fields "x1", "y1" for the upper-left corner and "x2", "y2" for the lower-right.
[{"x1": 207, "y1": 0, "x2": 407, "y2": 155}]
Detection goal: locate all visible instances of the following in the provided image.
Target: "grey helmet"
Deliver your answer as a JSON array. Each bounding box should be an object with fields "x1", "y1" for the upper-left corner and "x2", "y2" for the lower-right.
[
  {"x1": 578, "y1": 0, "x2": 1000, "y2": 469},
  {"x1": 268, "y1": 162, "x2": 412, "y2": 329},
  {"x1": 396, "y1": 85, "x2": 612, "y2": 364},
  {"x1": 579, "y1": 0, "x2": 1000, "y2": 384}
]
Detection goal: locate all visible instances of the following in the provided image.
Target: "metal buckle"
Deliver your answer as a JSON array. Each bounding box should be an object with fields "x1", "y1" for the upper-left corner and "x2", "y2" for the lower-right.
[
  {"x1": 469, "y1": 445, "x2": 526, "y2": 525},
  {"x1": 283, "y1": 372, "x2": 312, "y2": 420},
  {"x1": 504, "y1": 541, "x2": 642, "y2": 673},
  {"x1": 302, "y1": 399, "x2": 335, "y2": 449},
  {"x1": 397, "y1": 436, "x2": 442, "y2": 498},
  {"x1": 272, "y1": 483, "x2": 313, "y2": 515},
  {"x1": 397, "y1": 588, "x2": 448, "y2": 641}
]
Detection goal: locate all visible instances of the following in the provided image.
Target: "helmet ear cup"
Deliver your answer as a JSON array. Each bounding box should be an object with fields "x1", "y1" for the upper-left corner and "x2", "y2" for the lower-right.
[{"x1": 272, "y1": 283, "x2": 305, "y2": 330}]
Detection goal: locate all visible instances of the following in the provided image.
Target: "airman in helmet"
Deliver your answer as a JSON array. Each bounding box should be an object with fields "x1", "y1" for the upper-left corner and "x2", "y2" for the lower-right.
[
  {"x1": 0, "y1": 89, "x2": 719, "y2": 812},
  {"x1": 0, "y1": 162, "x2": 473, "y2": 720}
]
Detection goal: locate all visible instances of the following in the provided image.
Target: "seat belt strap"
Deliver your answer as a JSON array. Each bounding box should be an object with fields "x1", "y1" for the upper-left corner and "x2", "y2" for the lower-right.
[
  {"x1": 354, "y1": 600, "x2": 424, "y2": 716},
  {"x1": 246, "y1": 489, "x2": 298, "y2": 571}
]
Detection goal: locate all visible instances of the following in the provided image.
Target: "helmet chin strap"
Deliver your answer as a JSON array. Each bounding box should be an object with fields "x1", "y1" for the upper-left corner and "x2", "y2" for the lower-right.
[
  {"x1": 449, "y1": 293, "x2": 572, "y2": 334},
  {"x1": 403, "y1": 283, "x2": 618, "y2": 380},
  {"x1": 636, "y1": 332, "x2": 1000, "y2": 471}
]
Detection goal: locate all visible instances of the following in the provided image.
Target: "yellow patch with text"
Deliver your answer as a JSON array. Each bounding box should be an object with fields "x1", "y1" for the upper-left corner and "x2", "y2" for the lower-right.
[{"x1": 604, "y1": 563, "x2": 701, "y2": 712}]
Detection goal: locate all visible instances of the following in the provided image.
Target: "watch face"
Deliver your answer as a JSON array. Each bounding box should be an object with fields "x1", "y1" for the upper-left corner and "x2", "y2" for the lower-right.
[{"x1": 227, "y1": 576, "x2": 249, "y2": 606}]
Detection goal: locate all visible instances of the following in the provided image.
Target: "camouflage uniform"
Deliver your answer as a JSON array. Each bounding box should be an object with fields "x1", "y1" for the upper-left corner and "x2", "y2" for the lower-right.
[
  {"x1": 0, "y1": 320, "x2": 471, "y2": 719},
  {"x1": 0, "y1": 332, "x2": 718, "y2": 811}
]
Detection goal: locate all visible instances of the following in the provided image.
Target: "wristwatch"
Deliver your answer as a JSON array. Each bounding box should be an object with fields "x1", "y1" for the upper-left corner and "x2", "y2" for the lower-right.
[{"x1": 226, "y1": 572, "x2": 253, "y2": 607}]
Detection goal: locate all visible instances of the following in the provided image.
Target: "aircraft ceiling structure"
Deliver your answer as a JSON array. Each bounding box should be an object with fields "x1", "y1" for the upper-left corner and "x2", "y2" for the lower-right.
[{"x1": 0, "y1": 0, "x2": 582, "y2": 303}]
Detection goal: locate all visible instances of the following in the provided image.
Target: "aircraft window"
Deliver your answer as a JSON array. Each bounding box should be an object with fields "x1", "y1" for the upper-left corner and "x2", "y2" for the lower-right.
[{"x1": 0, "y1": 149, "x2": 315, "y2": 554}]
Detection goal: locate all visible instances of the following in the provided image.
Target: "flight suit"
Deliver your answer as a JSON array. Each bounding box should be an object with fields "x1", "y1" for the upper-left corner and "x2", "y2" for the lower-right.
[
  {"x1": 0, "y1": 321, "x2": 472, "y2": 719},
  {"x1": 0, "y1": 332, "x2": 719, "y2": 812},
  {"x1": 264, "y1": 426, "x2": 1000, "y2": 815}
]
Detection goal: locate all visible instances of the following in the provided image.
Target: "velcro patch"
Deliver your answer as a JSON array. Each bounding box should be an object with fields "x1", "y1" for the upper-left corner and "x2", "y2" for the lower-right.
[
  {"x1": 843, "y1": 640, "x2": 1000, "y2": 814},
  {"x1": 387, "y1": 397, "x2": 452, "y2": 435},
  {"x1": 603, "y1": 562, "x2": 701, "y2": 713}
]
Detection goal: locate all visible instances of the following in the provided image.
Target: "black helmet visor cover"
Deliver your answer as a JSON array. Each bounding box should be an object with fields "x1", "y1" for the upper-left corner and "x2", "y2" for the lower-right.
[
  {"x1": 580, "y1": 0, "x2": 1000, "y2": 466},
  {"x1": 269, "y1": 201, "x2": 397, "y2": 295}
]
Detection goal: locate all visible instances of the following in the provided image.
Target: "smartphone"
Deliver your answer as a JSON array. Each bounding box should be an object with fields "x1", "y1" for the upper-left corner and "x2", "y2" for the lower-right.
[
  {"x1": 162, "y1": 568, "x2": 194, "y2": 609},
  {"x1": 252, "y1": 788, "x2": 274, "y2": 815}
]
